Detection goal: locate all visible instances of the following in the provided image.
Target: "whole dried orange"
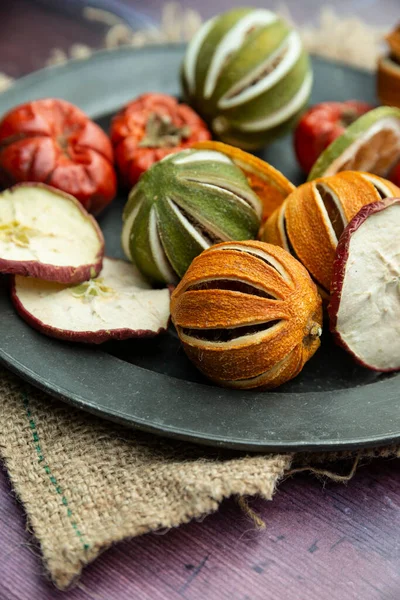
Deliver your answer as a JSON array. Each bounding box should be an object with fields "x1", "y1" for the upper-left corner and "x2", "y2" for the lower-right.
[{"x1": 171, "y1": 240, "x2": 322, "y2": 390}]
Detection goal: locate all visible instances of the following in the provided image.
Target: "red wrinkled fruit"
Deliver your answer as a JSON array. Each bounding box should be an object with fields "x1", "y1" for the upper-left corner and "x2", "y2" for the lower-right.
[
  {"x1": 110, "y1": 93, "x2": 211, "y2": 188},
  {"x1": 294, "y1": 101, "x2": 374, "y2": 174},
  {"x1": 0, "y1": 98, "x2": 117, "y2": 214}
]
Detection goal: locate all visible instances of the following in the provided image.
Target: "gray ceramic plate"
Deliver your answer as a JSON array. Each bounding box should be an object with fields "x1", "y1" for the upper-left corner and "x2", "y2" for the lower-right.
[{"x1": 0, "y1": 46, "x2": 399, "y2": 452}]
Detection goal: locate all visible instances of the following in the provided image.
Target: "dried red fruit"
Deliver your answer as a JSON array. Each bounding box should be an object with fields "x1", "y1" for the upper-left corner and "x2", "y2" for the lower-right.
[
  {"x1": 0, "y1": 98, "x2": 117, "y2": 215},
  {"x1": 110, "y1": 93, "x2": 211, "y2": 188}
]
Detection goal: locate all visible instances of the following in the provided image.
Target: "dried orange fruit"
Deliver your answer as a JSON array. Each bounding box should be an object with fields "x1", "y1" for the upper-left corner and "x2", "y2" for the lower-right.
[
  {"x1": 263, "y1": 171, "x2": 400, "y2": 295},
  {"x1": 193, "y1": 140, "x2": 295, "y2": 222},
  {"x1": 171, "y1": 240, "x2": 322, "y2": 390},
  {"x1": 377, "y1": 57, "x2": 400, "y2": 110}
]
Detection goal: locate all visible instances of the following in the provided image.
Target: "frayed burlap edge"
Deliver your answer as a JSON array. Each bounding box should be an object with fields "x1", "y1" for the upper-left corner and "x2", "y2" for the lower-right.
[
  {"x1": 0, "y1": 367, "x2": 291, "y2": 589},
  {"x1": 0, "y1": 365, "x2": 398, "y2": 589},
  {"x1": 0, "y1": 4, "x2": 398, "y2": 590}
]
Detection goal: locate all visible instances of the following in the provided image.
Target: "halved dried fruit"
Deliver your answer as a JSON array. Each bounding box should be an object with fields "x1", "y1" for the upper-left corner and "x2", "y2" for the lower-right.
[
  {"x1": 0, "y1": 183, "x2": 104, "y2": 283},
  {"x1": 122, "y1": 148, "x2": 262, "y2": 284},
  {"x1": 171, "y1": 240, "x2": 322, "y2": 390},
  {"x1": 328, "y1": 198, "x2": 400, "y2": 371},
  {"x1": 192, "y1": 140, "x2": 295, "y2": 221},
  {"x1": 308, "y1": 106, "x2": 400, "y2": 181},
  {"x1": 263, "y1": 171, "x2": 400, "y2": 294},
  {"x1": 12, "y1": 257, "x2": 170, "y2": 344}
]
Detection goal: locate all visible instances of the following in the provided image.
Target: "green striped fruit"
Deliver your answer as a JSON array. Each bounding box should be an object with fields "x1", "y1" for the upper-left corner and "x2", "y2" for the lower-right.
[
  {"x1": 181, "y1": 8, "x2": 312, "y2": 150},
  {"x1": 121, "y1": 149, "x2": 262, "y2": 284}
]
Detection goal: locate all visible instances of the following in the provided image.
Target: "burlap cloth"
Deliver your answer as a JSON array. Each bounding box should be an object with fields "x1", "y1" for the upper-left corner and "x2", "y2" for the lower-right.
[{"x1": 0, "y1": 5, "x2": 398, "y2": 591}]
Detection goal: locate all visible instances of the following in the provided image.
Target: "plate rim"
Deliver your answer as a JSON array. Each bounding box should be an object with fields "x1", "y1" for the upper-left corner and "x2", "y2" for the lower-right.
[{"x1": 0, "y1": 45, "x2": 399, "y2": 453}]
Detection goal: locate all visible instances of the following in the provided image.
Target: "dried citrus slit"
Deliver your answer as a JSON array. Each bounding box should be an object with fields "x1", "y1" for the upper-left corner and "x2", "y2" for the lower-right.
[
  {"x1": 315, "y1": 183, "x2": 347, "y2": 240},
  {"x1": 181, "y1": 319, "x2": 281, "y2": 342},
  {"x1": 225, "y1": 41, "x2": 289, "y2": 100},
  {"x1": 186, "y1": 278, "x2": 277, "y2": 299},
  {"x1": 167, "y1": 198, "x2": 215, "y2": 246}
]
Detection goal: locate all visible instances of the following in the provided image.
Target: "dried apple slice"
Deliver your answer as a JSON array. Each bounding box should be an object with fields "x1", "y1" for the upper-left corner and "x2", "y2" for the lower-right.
[
  {"x1": 0, "y1": 183, "x2": 104, "y2": 283},
  {"x1": 328, "y1": 197, "x2": 400, "y2": 371},
  {"x1": 308, "y1": 106, "x2": 400, "y2": 181},
  {"x1": 12, "y1": 257, "x2": 170, "y2": 343}
]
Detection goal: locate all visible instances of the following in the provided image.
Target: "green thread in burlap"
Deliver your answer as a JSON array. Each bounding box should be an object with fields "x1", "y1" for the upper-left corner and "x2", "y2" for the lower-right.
[
  {"x1": 0, "y1": 8, "x2": 398, "y2": 590},
  {"x1": 0, "y1": 367, "x2": 292, "y2": 589}
]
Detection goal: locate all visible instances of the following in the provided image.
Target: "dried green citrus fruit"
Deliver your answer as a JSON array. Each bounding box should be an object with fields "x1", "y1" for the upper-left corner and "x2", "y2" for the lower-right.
[
  {"x1": 308, "y1": 106, "x2": 400, "y2": 181},
  {"x1": 121, "y1": 149, "x2": 262, "y2": 284},
  {"x1": 181, "y1": 8, "x2": 312, "y2": 150}
]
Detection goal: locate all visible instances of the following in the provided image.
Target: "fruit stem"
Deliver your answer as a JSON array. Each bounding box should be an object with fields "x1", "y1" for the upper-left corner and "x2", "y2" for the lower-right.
[{"x1": 139, "y1": 113, "x2": 191, "y2": 148}]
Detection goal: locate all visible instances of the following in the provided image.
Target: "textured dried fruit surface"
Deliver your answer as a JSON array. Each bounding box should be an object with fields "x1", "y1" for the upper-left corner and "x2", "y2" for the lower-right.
[
  {"x1": 308, "y1": 106, "x2": 400, "y2": 181},
  {"x1": 329, "y1": 198, "x2": 400, "y2": 372},
  {"x1": 0, "y1": 183, "x2": 104, "y2": 283},
  {"x1": 263, "y1": 171, "x2": 400, "y2": 294},
  {"x1": 12, "y1": 257, "x2": 170, "y2": 344},
  {"x1": 0, "y1": 98, "x2": 117, "y2": 214},
  {"x1": 181, "y1": 8, "x2": 312, "y2": 150},
  {"x1": 294, "y1": 101, "x2": 373, "y2": 174},
  {"x1": 193, "y1": 140, "x2": 295, "y2": 221},
  {"x1": 111, "y1": 93, "x2": 211, "y2": 188},
  {"x1": 122, "y1": 149, "x2": 262, "y2": 284},
  {"x1": 171, "y1": 240, "x2": 322, "y2": 390},
  {"x1": 377, "y1": 57, "x2": 400, "y2": 110}
]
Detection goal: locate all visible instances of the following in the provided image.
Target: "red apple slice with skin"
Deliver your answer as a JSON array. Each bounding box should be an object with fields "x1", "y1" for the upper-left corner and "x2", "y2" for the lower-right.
[
  {"x1": 329, "y1": 197, "x2": 400, "y2": 371},
  {"x1": 12, "y1": 257, "x2": 171, "y2": 343},
  {"x1": 0, "y1": 183, "x2": 104, "y2": 283}
]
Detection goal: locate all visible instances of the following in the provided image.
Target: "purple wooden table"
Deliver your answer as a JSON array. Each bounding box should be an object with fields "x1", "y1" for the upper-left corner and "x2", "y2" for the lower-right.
[{"x1": 0, "y1": 2, "x2": 400, "y2": 598}]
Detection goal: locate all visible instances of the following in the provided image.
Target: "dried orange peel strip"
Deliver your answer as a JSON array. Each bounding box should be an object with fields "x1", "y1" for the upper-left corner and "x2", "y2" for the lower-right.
[
  {"x1": 193, "y1": 140, "x2": 295, "y2": 222},
  {"x1": 263, "y1": 171, "x2": 400, "y2": 294}
]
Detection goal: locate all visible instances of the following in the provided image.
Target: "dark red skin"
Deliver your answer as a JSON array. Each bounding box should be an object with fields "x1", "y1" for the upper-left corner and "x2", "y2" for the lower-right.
[
  {"x1": 328, "y1": 197, "x2": 400, "y2": 372},
  {"x1": 0, "y1": 98, "x2": 117, "y2": 214},
  {"x1": 294, "y1": 101, "x2": 374, "y2": 174},
  {"x1": 0, "y1": 183, "x2": 104, "y2": 283},
  {"x1": 110, "y1": 93, "x2": 211, "y2": 188},
  {"x1": 389, "y1": 161, "x2": 400, "y2": 187}
]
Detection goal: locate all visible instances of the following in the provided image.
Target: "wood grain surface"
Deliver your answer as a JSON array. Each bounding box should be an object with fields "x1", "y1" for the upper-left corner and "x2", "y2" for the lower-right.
[
  {"x1": 0, "y1": 459, "x2": 399, "y2": 599},
  {"x1": 0, "y1": 2, "x2": 399, "y2": 599}
]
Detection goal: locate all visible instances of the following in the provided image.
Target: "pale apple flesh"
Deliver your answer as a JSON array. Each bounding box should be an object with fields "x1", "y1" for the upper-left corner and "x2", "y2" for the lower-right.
[
  {"x1": 0, "y1": 183, "x2": 104, "y2": 284},
  {"x1": 12, "y1": 257, "x2": 171, "y2": 344},
  {"x1": 329, "y1": 197, "x2": 400, "y2": 371}
]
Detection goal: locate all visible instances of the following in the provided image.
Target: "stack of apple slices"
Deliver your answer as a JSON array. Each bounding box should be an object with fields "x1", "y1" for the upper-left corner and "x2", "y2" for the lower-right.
[{"x1": 0, "y1": 184, "x2": 170, "y2": 343}]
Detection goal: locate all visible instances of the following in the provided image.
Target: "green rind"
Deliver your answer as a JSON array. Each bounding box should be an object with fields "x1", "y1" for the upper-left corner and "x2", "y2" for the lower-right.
[
  {"x1": 308, "y1": 106, "x2": 400, "y2": 181},
  {"x1": 173, "y1": 181, "x2": 260, "y2": 239},
  {"x1": 155, "y1": 198, "x2": 206, "y2": 279},
  {"x1": 215, "y1": 98, "x2": 310, "y2": 150},
  {"x1": 220, "y1": 52, "x2": 310, "y2": 123},
  {"x1": 210, "y1": 19, "x2": 290, "y2": 106},
  {"x1": 194, "y1": 8, "x2": 252, "y2": 110},
  {"x1": 129, "y1": 201, "x2": 165, "y2": 283},
  {"x1": 123, "y1": 149, "x2": 261, "y2": 283}
]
